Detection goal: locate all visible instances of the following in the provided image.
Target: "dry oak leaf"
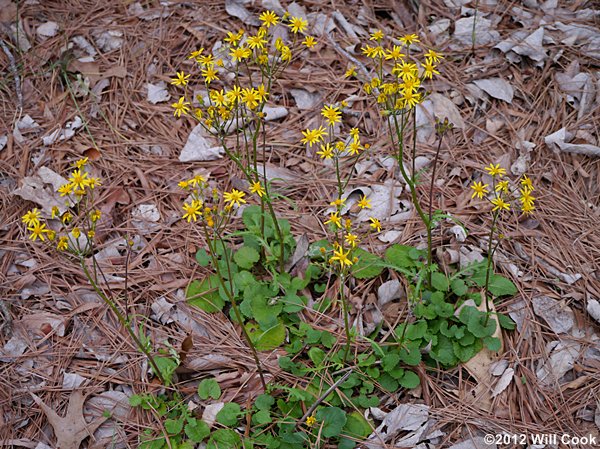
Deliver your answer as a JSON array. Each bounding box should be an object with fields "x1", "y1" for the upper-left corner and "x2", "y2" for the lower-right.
[{"x1": 30, "y1": 390, "x2": 107, "y2": 449}]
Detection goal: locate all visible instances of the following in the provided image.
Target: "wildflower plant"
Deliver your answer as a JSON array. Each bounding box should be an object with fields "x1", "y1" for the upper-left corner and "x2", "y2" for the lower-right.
[
  {"x1": 172, "y1": 10, "x2": 315, "y2": 271},
  {"x1": 22, "y1": 158, "x2": 169, "y2": 385}
]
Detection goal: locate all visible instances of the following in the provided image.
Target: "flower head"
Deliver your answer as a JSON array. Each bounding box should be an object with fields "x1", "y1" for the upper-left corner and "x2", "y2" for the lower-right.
[
  {"x1": 485, "y1": 163, "x2": 506, "y2": 178},
  {"x1": 27, "y1": 221, "x2": 48, "y2": 241},
  {"x1": 520, "y1": 175, "x2": 534, "y2": 191},
  {"x1": 305, "y1": 415, "x2": 317, "y2": 427},
  {"x1": 57, "y1": 236, "x2": 69, "y2": 251},
  {"x1": 171, "y1": 71, "x2": 190, "y2": 86},
  {"x1": 330, "y1": 247, "x2": 353, "y2": 268},
  {"x1": 223, "y1": 189, "x2": 247, "y2": 208},
  {"x1": 369, "y1": 30, "x2": 384, "y2": 41},
  {"x1": 369, "y1": 217, "x2": 381, "y2": 232},
  {"x1": 491, "y1": 197, "x2": 510, "y2": 212},
  {"x1": 182, "y1": 200, "x2": 202, "y2": 222},
  {"x1": 73, "y1": 157, "x2": 88, "y2": 169},
  {"x1": 302, "y1": 36, "x2": 317, "y2": 48},
  {"x1": 288, "y1": 16, "x2": 308, "y2": 33},
  {"x1": 250, "y1": 181, "x2": 266, "y2": 197},
  {"x1": 172, "y1": 97, "x2": 191, "y2": 117},
  {"x1": 259, "y1": 10, "x2": 279, "y2": 28},
  {"x1": 69, "y1": 169, "x2": 89, "y2": 190},
  {"x1": 301, "y1": 126, "x2": 327, "y2": 146},
  {"x1": 470, "y1": 181, "x2": 489, "y2": 199},
  {"x1": 357, "y1": 195, "x2": 372, "y2": 209},
  {"x1": 22, "y1": 208, "x2": 41, "y2": 226},
  {"x1": 424, "y1": 49, "x2": 443, "y2": 63},
  {"x1": 325, "y1": 212, "x2": 342, "y2": 228},
  {"x1": 321, "y1": 104, "x2": 341, "y2": 127},
  {"x1": 399, "y1": 33, "x2": 420, "y2": 46},
  {"x1": 345, "y1": 233, "x2": 359, "y2": 247},
  {"x1": 201, "y1": 65, "x2": 219, "y2": 84},
  {"x1": 316, "y1": 143, "x2": 334, "y2": 159}
]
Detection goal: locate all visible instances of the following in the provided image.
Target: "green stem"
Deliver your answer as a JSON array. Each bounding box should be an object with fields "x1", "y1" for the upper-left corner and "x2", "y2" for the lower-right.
[
  {"x1": 80, "y1": 259, "x2": 166, "y2": 385},
  {"x1": 426, "y1": 133, "x2": 446, "y2": 285},
  {"x1": 340, "y1": 272, "x2": 352, "y2": 363},
  {"x1": 203, "y1": 227, "x2": 267, "y2": 390},
  {"x1": 483, "y1": 210, "x2": 500, "y2": 322}
]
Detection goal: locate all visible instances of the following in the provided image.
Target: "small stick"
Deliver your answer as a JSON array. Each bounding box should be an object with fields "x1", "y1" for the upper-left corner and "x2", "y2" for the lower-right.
[{"x1": 297, "y1": 368, "x2": 353, "y2": 426}]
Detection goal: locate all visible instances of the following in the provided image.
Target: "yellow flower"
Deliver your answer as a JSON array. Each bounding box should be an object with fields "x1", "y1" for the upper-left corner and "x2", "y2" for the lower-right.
[
  {"x1": 73, "y1": 157, "x2": 88, "y2": 169},
  {"x1": 201, "y1": 65, "x2": 219, "y2": 84},
  {"x1": 369, "y1": 30, "x2": 384, "y2": 41},
  {"x1": 22, "y1": 208, "x2": 41, "y2": 226},
  {"x1": 330, "y1": 247, "x2": 353, "y2": 268},
  {"x1": 229, "y1": 46, "x2": 251, "y2": 62},
  {"x1": 27, "y1": 221, "x2": 48, "y2": 241},
  {"x1": 259, "y1": 10, "x2": 279, "y2": 28},
  {"x1": 321, "y1": 104, "x2": 341, "y2": 126},
  {"x1": 325, "y1": 212, "x2": 342, "y2": 228},
  {"x1": 485, "y1": 163, "x2": 506, "y2": 177},
  {"x1": 171, "y1": 71, "x2": 190, "y2": 86},
  {"x1": 369, "y1": 217, "x2": 381, "y2": 232},
  {"x1": 424, "y1": 49, "x2": 443, "y2": 62},
  {"x1": 189, "y1": 174, "x2": 207, "y2": 186},
  {"x1": 178, "y1": 180, "x2": 189, "y2": 189},
  {"x1": 247, "y1": 34, "x2": 267, "y2": 49},
  {"x1": 172, "y1": 96, "x2": 191, "y2": 117},
  {"x1": 521, "y1": 201, "x2": 535, "y2": 215},
  {"x1": 288, "y1": 16, "x2": 308, "y2": 33},
  {"x1": 491, "y1": 197, "x2": 510, "y2": 212},
  {"x1": 399, "y1": 33, "x2": 420, "y2": 45},
  {"x1": 226, "y1": 85, "x2": 243, "y2": 104},
  {"x1": 255, "y1": 84, "x2": 268, "y2": 102},
  {"x1": 400, "y1": 89, "x2": 422, "y2": 108},
  {"x1": 242, "y1": 88, "x2": 261, "y2": 109},
  {"x1": 198, "y1": 54, "x2": 214, "y2": 66},
  {"x1": 223, "y1": 189, "x2": 247, "y2": 207},
  {"x1": 344, "y1": 66, "x2": 357, "y2": 78},
  {"x1": 250, "y1": 181, "x2": 266, "y2": 197},
  {"x1": 316, "y1": 143, "x2": 334, "y2": 159},
  {"x1": 69, "y1": 169, "x2": 89, "y2": 190},
  {"x1": 61, "y1": 212, "x2": 73, "y2": 224},
  {"x1": 57, "y1": 236, "x2": 69, "y2": 251},
  {"x1": 385, "y1": 45, "x2": 405, "y2": 60},
  {"x1": 394, "y1": 61, "x2": 418, "y2": 81},
  {"x1": 349, "y1": 128, "x2": 359, "y2": 141},
  {"x1": 495, "y1": 180, "x2": 509, "y2": 194},
  {"x1": 51, "y1": 206, "x2": 60, "y2": 219},
  {"x1": 422, "y1": 58, "x2": 440, "y2": 79},
  {"x1": 301, "y1": 126, "x2": 327, "y2": 146},
  {"x1": 330, "y1": 198, "x2": 345, "y2": 207},
  {"x1": 348, "y1": 141, "x2": 361, "y2": 156},
  {"x1": 345, "y1": 233, "x2": 359, "y2": 247},
  {"x1": 87, "y1": 230, "x2": 95, "y2": 238},
  {"x1": 90, "y1": 209, "x2": 101, "y2": 222},
  {"x1": 519, "y1": 188, "x2": 535, "y2": 206},
  {"x1": 210, "y1": 89, "x2": 228, "y2": 108},
  {"x1": 302, "y1": 36, "x2": 317, "y2": 48},
  {"x1": 188, "y1": 48, "x2": 204, "y2": 61},
  {"x1": 470, "y1": 181, "x2": 489, "y2": 199},
  {"x1": 72, "y1": 227, "x2": 81, "y2": 239},
  {"x1": 357, "y1": 195, "x2": 371, "y2": 209},
  {"x1": 305, "y1": 415, "x2": 317, "y2": 427},
  {"x1": 182, "y1": 201, "x2": 202, "y2": 222},
  {"x1": 224, "y1": 30, "x2": 243, "y2": 46},
  {"x1": 520, "y1": 175, "x2": 534, "y2": 191},
  {"x1": 87, "y1": 177, "x2": 101, "y2": 189}
]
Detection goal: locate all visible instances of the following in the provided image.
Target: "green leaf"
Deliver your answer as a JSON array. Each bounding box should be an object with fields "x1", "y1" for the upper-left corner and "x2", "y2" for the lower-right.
[
  {"x1": 351, "y1": 248, "x2": 383, "y2": 279},
  {"x1": 255, "y1": 394, "x2": 275, "y2": 411},
  {"x1": 431, "y1": 272, "x2": 449, "y2": 291},
  {"x1": 378, "y1": 373, "x2": 398, "y2": 392},
  {"x1": 207, "y1": 429, "x2": 241, "y2": 449},
  {"x1": 316, "y1": 407, "x2": 347, "y2": 438},
  {"x1": 140, "y1": 437, "x2": 166, "y2": 449},
  {"x1": 451, "y1": 278, "x2": 468, "y2": 296},
  {"x1": 484, "y1": 336, "x2": 501, "y2": 352},
  {"x1": 399, "y1": 341, "x2": 422, "y2": 366},
  {"x1": 308, "y1": 347, "x2": 326, "y2": 367},
  {"x1": 382, "y1": 353, "x2": 400, "y2": 372},
  {"x1": 385, "y1": 244, "x2": 420, "y2": 268},
  {"x1": 248, "y1": 321, "x2": 286, "y2": 351},
  {"x1": 153, "y1": 356, "x2": 178, "y2": 386},
  {"x1": 399, "y1": 370, "x2": 420, "y2": 389},
  {"x1": 216, "y1": 402, "x2": 241, "y2": 427},
  {"x1": 129, "y1": 394, "x2": 143, "y2": 407},
  {"x1": 185, "y1": 418, "x2": 210, "y2": 442},
  {"x1": 187, "y1": 276, "x2": 225, "y2": 313},
  {"x1": 497, "y1": 313, "x2": 516, "y2": 330},
  {"x1": 242, "y1": 205, "x2": 262, "y2": 231},
  {"x1": 487, "y1": 274, "x2": 517, "y2": 297},
  {"x1": 165, "y1": 417, "x2": 184, "y2": 434},
  {"x1": 405, "y1": 320, "x2": 427, "y2": 340},
  {"x1": 320, "y1": 331, "x2": 336, "y2": 349},
  {"x1": 196, "y1": 248, "x2": 211, "y2": 267},
  {"x1": 198, "y1": 378, "x2": 221, "y2": 400},
  {"x1": 252, "y1": 410, "x2": 272, "y2": 425},
  {"x1": 430, "y1": 334, "x2": 457, "y2": 366},
  {"x1": 343, "y1": 411, "x2": 372, "y2": 439},
  {"x1": 453, "y1": 341, "x2": 480, "y2": 362},
  {"x1": 234, "y1": 246, "x2": 260, "y2": 270}
]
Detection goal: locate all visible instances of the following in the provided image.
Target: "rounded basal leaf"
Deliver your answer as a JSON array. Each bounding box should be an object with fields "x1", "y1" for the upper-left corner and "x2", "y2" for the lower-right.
[
  {"x1": 484, "y1": 336, "x2": 501, "y2": 352},
  {"x1": 207, "y1": 429, "x2": 241, "y2": 449},
  {"x1": 316, "y1": 406, "x2": 347, "y2": 438},
  {"x1": 384, "y1": 244, "x2": 420, "y2": 268},
  {"x1": 252, "y1": 409, "x2": 272, "y2": 425},
  {"x1": 382, "y1": 353, "x2": 400, "y2": 372},
  {"x1": 187, "y1": 276, "x2": 225, "y2": 312},
  {"x1": 497, "y1": 313, "x2": 516, "y2": 330},
  {"x1": 216, "y1": 402, "x2": 241, "y2": 427},
  {"x1": 198, "y1": 378, "x2": 221, "y2": 400},
  {"x1": 254, "y1": 394, "x2": 275, "y2": 411},
  {"x1": 195, "y1": 248, "x2": 211, "y2": 267},
  {"x1": 343, "y1": 411, "x2": 372, "y2": 439},
  {"x1": 399, "y1": 370, "x2": 420, "y2": 389},
  {"x1": 487, "y1": 274, "x2": 517, "y2": 296},
  {"x1": 248, "y1": 321, "x2": 286, "y2": 350},
  {"x1": 451, "y1": 278, "x2": 468, "y2": 296},
  {"x1": 185, "y1": 418, "x2": 210, "y2": 442},
  {"x1": 234, "y1": 245, "x2": 260, "y2": 269},
  {"x1": 431, "y1": 272, "x2": 449, "y2": 291},
  {"x1": 164, "y1": 417, "x2": 184, "y2": 434}
]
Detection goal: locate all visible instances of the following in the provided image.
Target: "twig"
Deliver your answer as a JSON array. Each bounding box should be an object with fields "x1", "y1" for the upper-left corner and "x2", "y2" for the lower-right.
[
  {"x1": 297, "y1": 368, "x2": 353, "y2": 426},
  {"x1": 0, "y1": 38, "x2": 23, "y2": 110}
]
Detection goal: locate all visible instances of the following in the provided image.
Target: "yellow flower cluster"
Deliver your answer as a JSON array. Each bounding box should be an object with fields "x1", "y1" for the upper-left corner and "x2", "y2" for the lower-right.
[
  {"x1": 357, "y1": 31, "x2": 443, "y2": 112},
  {"x1": 470, "y1": 164, "x2": 536, "y2": 215},
  {"x1": 22, "y1": 158, "x2": 102, "y2": 251},
  {"x1": 170, "y1": 10, "x2": 316, "y2": 134}
]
